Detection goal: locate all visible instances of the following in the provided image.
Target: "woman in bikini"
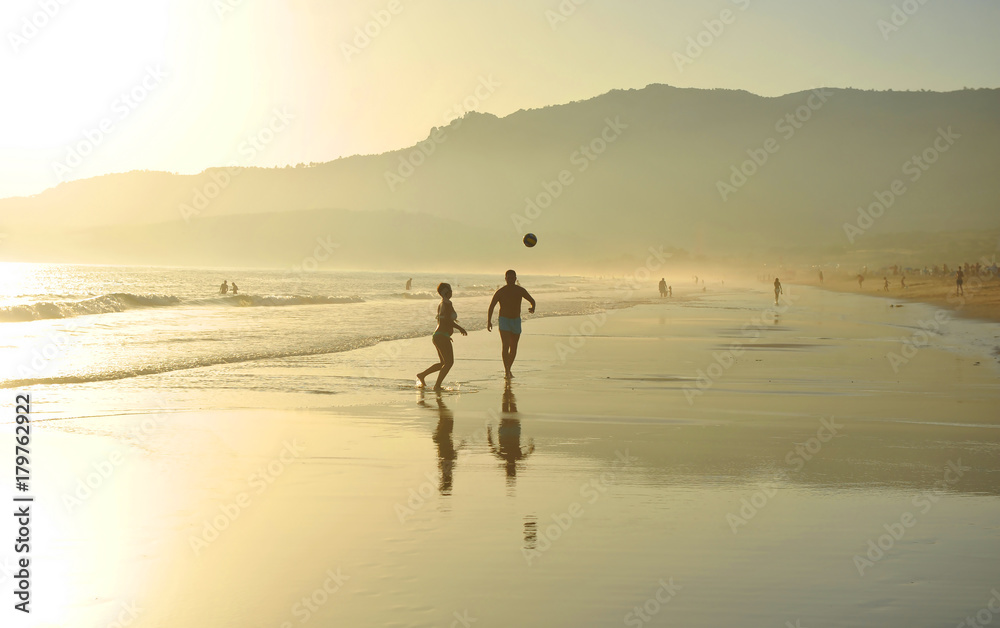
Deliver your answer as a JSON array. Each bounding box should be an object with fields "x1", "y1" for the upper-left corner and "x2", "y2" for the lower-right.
[{"x1": 417, "y1": 283, "x2": 468, "y2": 390}]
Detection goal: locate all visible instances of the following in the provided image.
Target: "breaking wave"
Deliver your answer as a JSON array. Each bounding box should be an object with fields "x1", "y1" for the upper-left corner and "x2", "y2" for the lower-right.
[{"x1": 0, "y1": 293, "x2": 364, "y2": 322}]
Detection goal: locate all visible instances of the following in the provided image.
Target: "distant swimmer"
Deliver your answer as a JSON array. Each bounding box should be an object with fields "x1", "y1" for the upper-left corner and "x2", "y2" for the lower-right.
[
  {"x1": 956, "y1": 268, "x2": 964, "y2": 296},
  {"x1": 658, "y1": 278, "x2": 667, "y2": 298},
  {"x1": 406, "y1": 278, "x2": 412, "y2": 291},
  {"x1": 231, "y1": 282, "x2": 239, "y2": 295},
  {"x1": 883, "y1": 277, "x2": 889, "y2": 292},
  {"x1": 773, "y1": 277, "x2": 782, "y2": 304},
  {"x1": 857, "y1": 274, "x2": 865, "y2": 289},
  {"x1": 417, "y1": 283, "x2": 468, "y2": 390},
  {"x1": 219, "y1": 280, "x2": 229, "y2": 295},
  {"x1": 488, "y1": 269, "x2": 536, "y2": 380}
]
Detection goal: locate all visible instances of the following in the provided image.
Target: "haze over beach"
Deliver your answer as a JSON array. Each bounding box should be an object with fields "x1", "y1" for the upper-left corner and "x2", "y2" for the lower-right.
[{"x1": 1, "y1": 1, "x2": 1000, "y2": 627}]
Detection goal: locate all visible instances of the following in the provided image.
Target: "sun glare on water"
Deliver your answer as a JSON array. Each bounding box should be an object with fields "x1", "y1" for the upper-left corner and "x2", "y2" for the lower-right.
[{"x1": 0, "y1": 262, "x2": 37, "y2": 306}]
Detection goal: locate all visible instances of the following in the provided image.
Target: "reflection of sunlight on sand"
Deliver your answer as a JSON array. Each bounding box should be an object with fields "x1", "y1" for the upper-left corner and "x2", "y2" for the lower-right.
[{"x1": 27, "y1": 428, "x2": 137, "y2": 627}]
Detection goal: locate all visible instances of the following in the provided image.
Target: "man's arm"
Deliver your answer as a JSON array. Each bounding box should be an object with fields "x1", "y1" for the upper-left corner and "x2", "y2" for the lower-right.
[
  {"x1": 487, "y1": 291, "x2": 500, "y2": 331},
  {"x1": 523, "y1": 288, "x2": 536, "y2": 314}
]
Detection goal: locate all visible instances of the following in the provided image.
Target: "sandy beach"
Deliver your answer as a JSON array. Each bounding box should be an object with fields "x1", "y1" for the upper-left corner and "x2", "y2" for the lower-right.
[
  {"x1": 5, "y1": 284, "x2": 1000, "y2": 627},
  {"x1": 795, "y1": 274, "x2": 1000, "y2": 324}
]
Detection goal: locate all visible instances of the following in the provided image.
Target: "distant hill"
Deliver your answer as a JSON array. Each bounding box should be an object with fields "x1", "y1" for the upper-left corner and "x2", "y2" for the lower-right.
[
  {"x1": 2, "y1": 84, "x2": 998, "y2": 268},
  {"x1": 0, "y1": 207, "x2": 689, "y2": 274}
]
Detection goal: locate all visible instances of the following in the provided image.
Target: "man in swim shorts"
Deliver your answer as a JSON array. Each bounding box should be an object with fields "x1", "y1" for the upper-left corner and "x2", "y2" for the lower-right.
[{"x1": 487, "y1": 269, "x2": 536, "y2": 380}]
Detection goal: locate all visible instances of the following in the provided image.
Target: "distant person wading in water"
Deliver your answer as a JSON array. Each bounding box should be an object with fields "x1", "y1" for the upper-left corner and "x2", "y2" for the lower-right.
[
  {"x1": 219, "y1": 280, "x2": 229, "y2": 295},
  {"x1": 773, "y1": 277, "x2": 782, "y2": 305},
  {"x1": 417, "y1": 283, "x2": 468, "y2": 390},
  {"x1": 488, "y1": 270, "x2": 536, "y2": 380},
  {"x1": 956, "y1": 268, "x2": 965, "y2": 296}
]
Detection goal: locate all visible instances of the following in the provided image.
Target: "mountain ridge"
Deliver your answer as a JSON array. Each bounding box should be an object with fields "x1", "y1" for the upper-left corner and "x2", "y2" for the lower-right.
[{"x1": 2, "y1": 83, "x2": 998, "y2": 267}]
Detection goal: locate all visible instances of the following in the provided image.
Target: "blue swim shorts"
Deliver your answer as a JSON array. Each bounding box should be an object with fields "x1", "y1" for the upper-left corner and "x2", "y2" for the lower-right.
[{"x1": 498, "y1": 316, "x2": 522, "y2": 334}]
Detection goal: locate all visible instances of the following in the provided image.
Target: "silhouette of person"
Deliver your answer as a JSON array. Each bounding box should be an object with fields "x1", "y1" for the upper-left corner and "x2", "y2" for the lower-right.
[
  {"x1": 900, "y1": 276, "x2": 906, "y2": 289},
  {"x1": 429, "y1": 392, "x2": 456, "y2": 494},
  {"x1": 488, "y1": 382, "x2": 533, "y2": 486},
  {"x1": 502, "y1": 380, "x2": 517, "y2": 413},
  {"x1": 819, "y1": 270, "x2": 824, "y2": 284},
  {"x1": 523, "y1": 515, "x2": 538, "y2": 552},
  {"x1": 956, "y1": 268, "x2": 965, "y2": 296},
  {"x1": 219, "y1": 280, "x2": 229, "y2": 295},
  {"x1": 658, "y1": 278, "x2": 667, "y2": 298},
  {"x1": 857, "y1": 274, "x2": 865, "y2": 289},
  {"x1": 417, "y1": 283, "x2": 468, "y2": 390},
  {"x1": 773, "y1": 277, "x2": 782, "y2": 304},
  {"x1": 488, "y1": 270, "x2": 536, "y2": 380},
  {"x1": 231, "y1": 281, "x2": 239, "y2": 295},
  {"x1": 883, "y1": 277, "x2": 890, "y2": 292},
  {"x1": 668, "y1": 286, "x2": 672, "y2": 297},
  {"x1": 405, "y1": 278, "x2": 412, "y2": 291}
]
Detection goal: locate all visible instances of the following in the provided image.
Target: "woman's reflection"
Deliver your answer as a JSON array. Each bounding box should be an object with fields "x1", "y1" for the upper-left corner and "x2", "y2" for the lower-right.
[
  {"x1": 420, "y1": 390, "x2": 457, "y2": 495},
  {"x1": 488, "y1": 382, "x2": 534, "y2": 488}
]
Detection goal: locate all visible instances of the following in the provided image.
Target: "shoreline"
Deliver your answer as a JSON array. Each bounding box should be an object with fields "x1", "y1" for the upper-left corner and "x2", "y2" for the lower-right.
[{"x1": 790, "y1": 274, "x2": 1000, "y2": 323}]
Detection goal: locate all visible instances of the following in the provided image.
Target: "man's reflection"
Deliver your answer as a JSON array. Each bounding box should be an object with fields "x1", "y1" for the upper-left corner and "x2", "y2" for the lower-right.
[
  {"x1": 420, "y1": 390, "x2": 457, "y2": 495},
  {"x1": 502, "y1": 380, "x2": 517, "y2": 413},
  {"x1": 488, "y1": 382, "x2": 534, "y2": 487},
  {"x1": 523, "y1": 514, "x2": 538, "y2": 552}
]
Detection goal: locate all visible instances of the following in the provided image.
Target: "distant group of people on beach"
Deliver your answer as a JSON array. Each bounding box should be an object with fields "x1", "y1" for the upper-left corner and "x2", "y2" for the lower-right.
[
  {"x1": 851, "y1": 260, "x2": 995, "y2": 296},
  {"x1": 417, "y1": 269, "x2": 536, "y2": 390},
  {"x1": 657, "y1": 278, "x2": 672, "y2": 297},
  {"x1": 878, "y1": 275, "x2": 908, "y2": 291},
  {"x1": 219, "y1": 280, "x2": 239, "y2": 295},
  {"x1": 888, "y1": 262, "x2": 997, "y2": 279}
]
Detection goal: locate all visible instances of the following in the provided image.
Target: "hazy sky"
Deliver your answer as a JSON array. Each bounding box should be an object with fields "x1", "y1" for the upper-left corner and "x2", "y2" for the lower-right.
[{"x1": 1, "y1": 0, "x2": 998, "y2": 199}]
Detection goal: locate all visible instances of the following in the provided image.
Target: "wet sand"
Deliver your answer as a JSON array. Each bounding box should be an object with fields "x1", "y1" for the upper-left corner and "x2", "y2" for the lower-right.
[{"x1": 6, "y1": 285, "x2": 1000, "y2": 627}]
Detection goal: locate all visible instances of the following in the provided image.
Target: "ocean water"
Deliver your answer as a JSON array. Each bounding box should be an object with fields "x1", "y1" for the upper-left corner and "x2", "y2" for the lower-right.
[
  {"x1": 0, "y1": 263, "x2": 616, "y2": 392},
  {"x1": 4, "y1": 262, "x2": 997, "y2": 412}
]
